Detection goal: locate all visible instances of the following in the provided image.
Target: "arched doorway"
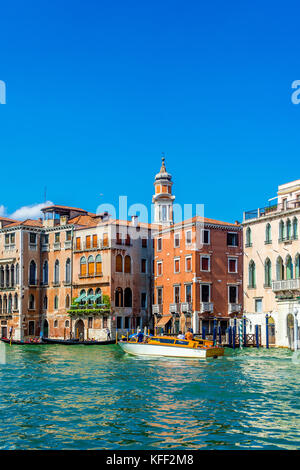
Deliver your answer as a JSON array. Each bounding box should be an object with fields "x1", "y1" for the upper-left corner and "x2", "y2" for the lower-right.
[
  {"x1": 287, "y1": 314, "x2": 294, "y2": 349},
  {"x1": 43, "y1": 320, "x2": 49, "y2": 338},
  {"x1": 268, "y1": 316, "x2": 276, "y2": 345},
  {"x1": 75, "y1": 319, "x2": 84, "y2": 341}
]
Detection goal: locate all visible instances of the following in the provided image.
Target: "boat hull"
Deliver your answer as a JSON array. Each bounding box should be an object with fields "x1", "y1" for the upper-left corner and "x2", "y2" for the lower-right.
[
  {"x1": 42, "y1": 337, "x2": 115, "y2": 345},
  {"x1": 1, "y1": 338, "x2": 45, "y2": 345},
  {"x1": 118, "y1": 341, "x2": 223, "y2": 358}
]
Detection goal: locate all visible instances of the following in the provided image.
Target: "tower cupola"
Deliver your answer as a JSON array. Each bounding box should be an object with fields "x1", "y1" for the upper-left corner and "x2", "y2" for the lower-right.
[{"x1": 152, "y1": 156, "x2": 175, "y2": 225}]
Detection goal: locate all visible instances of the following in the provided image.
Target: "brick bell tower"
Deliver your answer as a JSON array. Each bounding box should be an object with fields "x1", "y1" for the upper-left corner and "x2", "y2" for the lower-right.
[{"x1": 152, "y1": 156, "x2": 175, "y2": 225}]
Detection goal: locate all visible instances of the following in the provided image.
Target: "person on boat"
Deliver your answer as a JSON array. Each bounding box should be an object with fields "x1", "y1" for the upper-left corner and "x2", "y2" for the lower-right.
[
  {"x1": 106, "y1": 328, "x2": 111, "y2": 340},
  {"x1": 9, "y1": 326, "x2": 13, "y2": 339},
  {"x1": 177, "y1": 331, "x2": 185, "y2": 340},
  {"x1": 185, "y1": 328, "x2": 194, "y2": 341},
  {"x1": 137, "y1": 329, "x2": 144, "y2": 342}
]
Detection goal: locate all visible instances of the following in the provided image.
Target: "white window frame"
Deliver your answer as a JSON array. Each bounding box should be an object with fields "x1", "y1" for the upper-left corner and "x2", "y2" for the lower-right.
[
  {"x1": 174, "y1": 232, "x2": 180, "y2": 248},
  {"x1": 185, "y1": 230, "x2": 192, "y2": 245},
  {"x1": 228, "y1": 257, "x2": 238, "y2": 273},
  {"x1": 227, "y1": 231, "x2": 238, "y2": 247},
  {"x1": 157, "y1": 237, "x2": 162, "y2": 252},
  {"x1": 200, "y1": 283, "x2": 211, "y2": 302},
  {"x1": 255, "y1": 298, "x2": 263, "y2": 313},
  {"x1": 173, "y1": 285, "x2": 181, "y2": 303},
  {"x1": 185, "y1": 255, "x2": 192, "y2": 272},
  {"x1": 174, "y1": 257, "x2": 180, "y2": 273},
  {"x1": 228, "y1": 285, "x2": 238, "y2": 303},
  {"x1": 200, "y1": 255, "x2": 210, "y2": 272},
  {"x1": 201, "y1": 229, "x2": 210, "y2": 245},
  {"x1": 157, "y1": 261, "x2": 162, "y2": 276},
  {"x1": 185, "y1": 283, "x2": 192, "y2": 302}
]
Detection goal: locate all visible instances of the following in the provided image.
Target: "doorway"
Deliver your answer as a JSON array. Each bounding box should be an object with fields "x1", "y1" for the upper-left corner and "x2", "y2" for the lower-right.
[
  {"x1": 75, "y1": 319, "x2": 84, "y2": 340},
  {"x1": 43, "y1": 320, "x2": 49, "y2": 338},
  {"x1": 268, "y1": 317, "x2": 276, "y2": 345},
  {"x1": 1, "y1": 327, "x2": 7, "y2": 338}
]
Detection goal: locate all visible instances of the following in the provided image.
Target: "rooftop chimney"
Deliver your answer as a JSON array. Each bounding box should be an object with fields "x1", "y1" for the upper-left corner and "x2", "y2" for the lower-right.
[{"x1": 131, "y1": 215, "x2": 138, "y2": 227}]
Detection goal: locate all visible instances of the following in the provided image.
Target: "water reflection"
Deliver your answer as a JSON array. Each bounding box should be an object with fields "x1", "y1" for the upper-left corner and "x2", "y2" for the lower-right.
[{"x1": 0, "y1": 345, "x2": 299, "y2": 449}]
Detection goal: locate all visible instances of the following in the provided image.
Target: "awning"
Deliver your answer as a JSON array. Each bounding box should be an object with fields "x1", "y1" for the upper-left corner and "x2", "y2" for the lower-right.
[
  {"x1": 90, "y1": 294, "x2": 101, "y2": 301},
  {"x1": 156, "y1": 315, "x2": 172, "y2": 328},
  {"x1": 74, "y1": 293, "x2": 87, "y2": 302},
  {"x1": 85, "y1": 294, "x2": 94, "y2": 301}
]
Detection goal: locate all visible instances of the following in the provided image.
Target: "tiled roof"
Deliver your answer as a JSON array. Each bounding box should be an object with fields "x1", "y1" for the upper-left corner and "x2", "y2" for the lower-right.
[
  {"x1": 4, "y1": 219, "x2": 44, "y2": 228},
  {"x1": 163, "y1": 216, "x2": 240, "y2": 230},
  {"x1": 41, "y1": 204, "x2": 88, "y2": 213}
]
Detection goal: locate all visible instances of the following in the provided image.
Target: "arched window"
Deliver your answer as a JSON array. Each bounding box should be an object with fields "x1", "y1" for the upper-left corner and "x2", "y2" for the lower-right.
[
  {"x1": 276, "y1": 256, "x2": 284, "y2": 281},
  {"x1": 15, "y1": 263, "x2": 19, "y2": 284},
  {"x1": 65, "y1": 258, "x2": 71, "y2": 283},
  {"x1": 5, "y1": 264, "x2": 9, "y2": 287},
  {"x1": 3, "y1": 295, "x2": 7, "y2": 313},
  {"x1": 65, "y1": 320, "x2": 70, "y2": 328},
  {"x1": 87, "y1": 255, "x2": 94, "y2": 276},
  {"x1": 286, "y1": 255, "x2": 293, "y2": 280},
  {"x1": 115, "y1": 287, "x2": 123, "y2": 307},
  {"x1": 10, "y1": 265, "x2": 15, "y2": 287},
  {"x1": 246, "y1": 227, "x2": 252, "y2": 247},
  {"x1": 29, "y1": 261, "x2": 36, "y2": 285},
  {"x1": 264, "y1": 258, "x2": 272, "y2": 287},
  {"x1": 295, "y1": 254, "x2": 300, "y2": 278},
  {"x1": 87, "y1": 288, "x2": 94, "y2": 305},
  {"x1": 124, "y1": 255, "x2": 131, "y2": 273},
  {"x1": 279, "y1": 220, "x2": 284, "y2": 241},
  {"x1": 8, "y1": 294, "x2": 12, "y2": 314},
  {"x1": 43, "y1": 261, "x2": 48, "y2": 285},
  {"x1": 65, "y1": 294, "x2": 70, "y2": 308},
  {"x1": 95, "y1": 254, "x2": 102, "y2": 275},
  {"x1": 54, "y1": 260, "x2": 60, "y2": 284},
  {"x1": 14, "y1": 293, "x2": 18, "y2": 311},
  {"x1": 54, "y1": 320, "x2": 58, "y2": 328},
  {"x1": 95, "y1": 287, "x2": 102, "y2": 305},
  {"x1": 116, "y1": 254, "x2": 123, "y2": 272},
  {"x1": 0, "y1": 296, "x2": 2, "y2": 314},
  {"x1": 124, "y1": 287, "x2": 132, "y2": 307},
  {"x1": 248, "y1": 260, "x2": 256, "y2": 288},
  {"x1": 54, "y1": 295, "x2": 59, "y2": 310},
  {"x1": 265, "y1": 223, "x2": 271, "y2": 243},
  {"x1": 293, "y1": 217, "x2": 298, "y2": 240},
  {"x1": 79, "y1": 289, "x2": 86, "y2": 305},
  {"x1": 286, "y1": 219, "x2": 292, "y2": 240},
  {"x1": 80, "y1": 256, "x2": 87, "y2": 276},
  {"x1": 0, "y1": 266, "x2": 4, "y2": 287},
  {"x1": 43, "y1": 295, "x2": 48, "y2": 310},
  {"x1": 29, "y1": 294, "x2": 35, "y2": 310}
]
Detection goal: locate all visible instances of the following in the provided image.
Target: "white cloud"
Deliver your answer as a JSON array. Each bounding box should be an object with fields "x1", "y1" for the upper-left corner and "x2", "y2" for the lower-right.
[
  {"x1": 0, "y1": 205, "x2": 6, "y2": 217},
  {"x1": 10, "y1": 201, "x2": 54, "y2": 221}
]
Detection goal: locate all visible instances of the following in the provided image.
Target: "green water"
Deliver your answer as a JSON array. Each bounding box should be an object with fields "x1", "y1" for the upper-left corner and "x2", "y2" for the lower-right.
[{"x1": 0, "y1": 344, "x2": 299, "y2": 450}]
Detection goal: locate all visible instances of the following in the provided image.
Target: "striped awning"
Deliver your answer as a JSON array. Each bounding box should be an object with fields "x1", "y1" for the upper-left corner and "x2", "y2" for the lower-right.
[
  {"x1": 90, "y1": 294, "x2": 102, "y2": 301},
  {"x1": 74, "y1": 293, "x2": 87, "y2": 302},
  {"x1": 156, "y1": 315, "x2": 172, "y2": 328}
]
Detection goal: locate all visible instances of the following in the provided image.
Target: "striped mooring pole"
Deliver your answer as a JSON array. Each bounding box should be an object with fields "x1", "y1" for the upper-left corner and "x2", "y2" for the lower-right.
[{"x1": 239, "y1": 320, "x2": 243, "y2": 349}]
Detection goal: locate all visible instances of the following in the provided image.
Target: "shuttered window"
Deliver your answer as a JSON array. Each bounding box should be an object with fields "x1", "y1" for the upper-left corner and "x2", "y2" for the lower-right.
[
  {"x1": 76, "y1": 237, "x2": 81, "y2": 250},
  {"x1": 116, "y1": 255, "x2": 123, "y2": 272},
  {"x1": 96, "y1": 255, "x2": 102, "y2": 274},
  {"x1": 92, "y1": 235, "x2": 97, "y2": 248},
  {"x1": 86, "y1": 236, "x2": 91, "y2": 249}
]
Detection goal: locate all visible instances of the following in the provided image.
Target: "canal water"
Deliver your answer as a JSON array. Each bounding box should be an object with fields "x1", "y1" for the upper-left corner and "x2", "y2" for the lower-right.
[{"x1": 0, "y1": 344, "x2": 299, "y2": 450}]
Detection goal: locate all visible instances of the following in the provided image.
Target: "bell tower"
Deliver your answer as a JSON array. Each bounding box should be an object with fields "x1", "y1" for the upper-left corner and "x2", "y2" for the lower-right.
[{"x1": 152, "y1": 156, "x2": 175, "y2": 225}]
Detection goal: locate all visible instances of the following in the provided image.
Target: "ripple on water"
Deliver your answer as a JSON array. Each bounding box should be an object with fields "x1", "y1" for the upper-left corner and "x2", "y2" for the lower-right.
[{"x1": 0, "y1": 345, "x2": 299, "y2": 449}]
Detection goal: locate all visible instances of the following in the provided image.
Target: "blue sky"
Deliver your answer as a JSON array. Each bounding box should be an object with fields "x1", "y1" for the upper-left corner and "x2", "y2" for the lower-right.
[{"x1": 0, "y1": 0, "x2": 300, "y2": 223}]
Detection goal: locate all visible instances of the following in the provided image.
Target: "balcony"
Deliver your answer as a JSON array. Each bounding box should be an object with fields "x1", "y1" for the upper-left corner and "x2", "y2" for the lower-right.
[
  {"x1": 169, "y1": 303, "x2": 180, "y2": 314},
  {"x1": 272, "y1": 279, "x2": 300, "y2": 292},
  {"x1": 228, "y1": 303, "x2": 242, "y2": 314},
  {"x1": 64, "y1": 240, "x2": 72, "y2": 250},
  {"x1": 53, "y1": 242, "x2": 61, "y2": 251},
  {"x1": 74, "y1": 241, "x2": 110, "y2": 252},
  {"x1": 244, "y1": 199, "x2": 300, "y2": 221},
  {"x1": 152, "y1": 304, "x2": 163, "y2": 314},
  {"x1": 200, "y1": 302, "x2": 214, "y2": 313},
  {"x1": 181, "y1": 302, "x2": 192, "y2": 313},
  {"x1": 41, "y1": 243, "x2": 49, "y2": 252},
  {"x1": 4, "y1": 244, "x2": 16, "y2": 252}
]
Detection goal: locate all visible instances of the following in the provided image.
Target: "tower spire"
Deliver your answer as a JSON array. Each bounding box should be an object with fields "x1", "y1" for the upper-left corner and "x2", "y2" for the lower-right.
[{"x1": 152, "y1": 155, "x2": 175, "y2": 225}]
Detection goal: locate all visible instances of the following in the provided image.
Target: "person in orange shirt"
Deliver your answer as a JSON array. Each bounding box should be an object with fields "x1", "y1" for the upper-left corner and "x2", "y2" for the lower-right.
[{"x1": 185, "y1": 329, "x2": 194, "y2": 341}]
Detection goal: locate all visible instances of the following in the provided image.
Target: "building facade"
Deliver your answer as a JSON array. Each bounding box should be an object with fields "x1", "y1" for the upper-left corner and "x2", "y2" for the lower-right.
[{"x1": 243, "y1": 179, "x2": 300, "y2": 348}]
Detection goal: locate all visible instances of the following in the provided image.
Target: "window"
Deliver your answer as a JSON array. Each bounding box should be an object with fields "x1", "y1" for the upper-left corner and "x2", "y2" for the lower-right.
[
  {"x1": 246, "y1": 227, "x2": 252, "y2": 247},
  {"x1": 185, "y1": 284, "x2": 192, "y2": 303},
  {"x1": 286, "y1": 255, "x2": 293, "y2": 280},
  {"x1": 229, "y1": 286, "x2": 237, "y2": 303},
  {"x1": 88, "y1": 317, "x2": 93, "y2": 328},
  {"x1": 54, "y1": 320, "x2": 58, "y2": 328},
  {"x1": 65, "y1": 295, "x2": 70, "y2": 308},
  {"x1": 174, "y1": 286, "x2": 180, "y2": 303},
  {"x1": 117, "y1": 317, "x2": 122, "y2": 329},
  {"x1": 227, "y1": 232, "x2": 238, "y2": 246},
  {"x1": 265, "y1": 223, "x2": 272, "y2": 243},
  {"x1": 65, "y1": 258, "x2": 71, "y2": 283},
  {"x1": 228, "y1": 258, "x2": 237, "y2": 273},
  {"x1": 157, "y1": 261, "x2": 162, "y2": 276},
  {"x1": 185, "y1": 230, "x2": 192, "y2": 245},
  {"x1": 116, "y1": 232, "x2": 123, "y2": 245},
  {"x1": 54, "y1": 260, "x2": 60, "y2": 284},
  {"x1": 80, "y1": 256, "x2": 87, "y2": 276},
  {"x1": 29, "y1": 233, "x2": 37, "y2": 245},
  {"x1": 174, "y1": 233, "x2": 180, "y2": 248},
  {"x1": 14, "y1": 293, "x2": 18, "y2": 310},
  {"x1": 264, "y1": 258, "x2": 272, "y2": 287},
  {"x1": 103, "y1": 233, "x2": 109, "y2": 247},
  {"x1": 88, "y1": 255, "x2": 94, "y2": 275},
  {"x1": 296, "y1": 254, "x2": 300, "y2": 278},
  {"x1": 95, "y1": 254, "x2": 102, "y2": 274},
  {"x1": 141, "y1": 259, "x2": 147, "y2": 273},
  {"x1": 124, "y1": 288, "x2": 132, "y2": 307},
  {"x1": 185, "y1": 256, "x2": 192, "y2": 272},
  {"x1": 125, "y1": 234, "x2": 131, "y2": 246},
  {"x1": 293, "y1": 218, "x2": 298, "y2": 240},
  {"x1": 76, "y1": 237, "x2": 81, "y2": 250},
  {"x1": 42, "y1": 234, "x2": 49, "y2": 244},
  {"x1": 43, "y1": 295, "x2": 48, "y2": 310},
  {"x1": 142, "y1": 238, "x2": 147, "y2": 248},
  {"x1": 55, "y1": 232, "x2": 60, "y2": 243},
  {"x1": 201, "y1": 284, "x2": 210, "y2": 302},
  {"x1": 248, "y1": 260, "x2": 256, "y2": 288},
  {"x1": 28, "y1": 321, "x2": 35, "y2": 336},
  {"x1": 54, "y1": 295, "x2": 59, "y2": 310},
  {"x1": 201, "y1": 256, "x2": 210, "y2": 271},
  {"x1": 29, "y1": 260, "x2": 36, "y2": 285},
  {"x1": 202, "y1": 229, "x2": 210, "y2": 244},
  {"x1": 174, "y1": 258, "x2": 180, "y2": 273},
  {"x1": 29, "y1": 294, "x2": 35, "y2": 310},
  {"x1": 124, "y1": 255, "x2": 131, "y2": 273},
  {"x1": 86, "y1": 235, "x2": 91, "y2": 249},
  {"x1": 279, "y1": 220, "x2": 284, "y2": 241},
  {"x1": 157, "y1": 238, "x2": 162, "y2": 251},
  {"x1": 92, "y1": 234, "x2": 97, "y2": 248},
  {"x1": 65, "y1": 320, "x2": 70, "y2": 328},
  {"x1": 66, "y1": 230, "x2": 71, "y2": 241},
  {"x1": 43, "y1": 261, "x2": 48, "y2": 285},
  {"x1": 116, "y1": 254, "x2": 123, "y2": 272},
  {"x1": 141, "y1": 293, "x2": 147, "y2": 309},
  {"x1": 276, "y1": 256, "x2": 284, "y2": 281},
  {"x1": 157, "y1": 287, "x2": 163, "y2": 304},
  {"x1": 255, "y1": 299, "x2": 262, "y2": 313},
  {"x1": 125, "y1": 317, "x2": 130, "y2": 329},
  {"x1": 10, "y1": 233, "x2": 15, "y2": 244},
  {"x1": 15, "y1": 264, "x2": 19, "y2": 285},
  {"x1": 115, "y1": 287, "x2": 123, "y2": 307}
]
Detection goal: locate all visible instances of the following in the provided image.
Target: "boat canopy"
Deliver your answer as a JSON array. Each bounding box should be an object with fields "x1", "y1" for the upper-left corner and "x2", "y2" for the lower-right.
[{"x1": 156, "y1": 314, "x2": 172, "y2": 327}]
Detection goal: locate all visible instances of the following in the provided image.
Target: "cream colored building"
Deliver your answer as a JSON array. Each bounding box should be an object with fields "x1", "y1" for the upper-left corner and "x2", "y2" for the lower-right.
[{"x1": 243, "y1": 179, "x2": 300, "y2": 348}]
